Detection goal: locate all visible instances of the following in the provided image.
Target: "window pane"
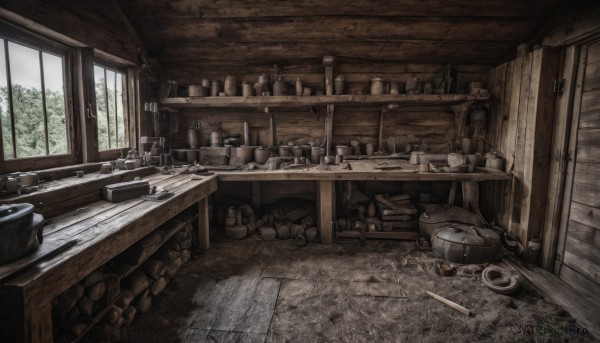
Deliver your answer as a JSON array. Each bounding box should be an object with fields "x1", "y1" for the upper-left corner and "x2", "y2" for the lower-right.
[
  {"x1": 0, "y1": 40, "x2": 14, "y2": 159},
  {"x1": 95, "y1": 65, "x2": 128, "y2": 151},
  {"x1": 43, "y1": 52, "x2": 68, "y2": 155},
  {"x1": 106, "y1": 70, "x2": 116, "y2": 149},
  {"x1": 8, "y1": 41, "x2": 45, "y2": 158},
  {"x1": 116, "y1": 73, "x2": 126, "y2": 147},
  {"x1": 94, "y1": 66, "x2": 108, "y2": 151}
]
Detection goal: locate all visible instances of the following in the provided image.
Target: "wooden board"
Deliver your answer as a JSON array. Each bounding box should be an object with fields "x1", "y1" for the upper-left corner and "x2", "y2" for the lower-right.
[{"x1": 178, "y1": 276, "x2": 280, "y2": 342}]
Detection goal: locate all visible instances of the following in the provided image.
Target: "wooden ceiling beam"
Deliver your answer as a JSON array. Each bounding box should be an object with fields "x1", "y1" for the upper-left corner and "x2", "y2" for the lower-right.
[
  {"x1": 149, "y1": 41, "x2": 516, "y2": 65},
  {"x1": 117, "y1": 0, "x2": 560, "y2": 19},
  {"x1": 128, "y1": 16, "x2": 540, "y2": 44}
]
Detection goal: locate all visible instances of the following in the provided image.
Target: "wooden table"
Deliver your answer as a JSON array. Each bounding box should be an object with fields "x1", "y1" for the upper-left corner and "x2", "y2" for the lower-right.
[
  {"x1": 212, "y1": 160, "x2": 510, "y2": 244},
  {"x1": 0, "y1": 173, "x2": 217, "y2": 343}
]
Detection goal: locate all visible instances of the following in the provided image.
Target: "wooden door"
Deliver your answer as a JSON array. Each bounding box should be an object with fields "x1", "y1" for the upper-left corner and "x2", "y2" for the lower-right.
[{"x1": 556, "y1": 39, "x2": 600, "y2": 300}]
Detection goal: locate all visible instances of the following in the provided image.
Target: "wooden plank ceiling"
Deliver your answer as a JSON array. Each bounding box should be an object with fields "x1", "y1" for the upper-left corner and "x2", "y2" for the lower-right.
[{"x1": 117, "y1": 0, "x2": 561, "y2": 76}]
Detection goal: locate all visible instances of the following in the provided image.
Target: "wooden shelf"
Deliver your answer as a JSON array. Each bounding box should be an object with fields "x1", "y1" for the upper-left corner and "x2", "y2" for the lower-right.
[
  {"x1": 160, "y1": 94, "x2": 490, "y2": 109},
  {"x1": 336, "y1": 231, "x2": 421, "y2": 240}
]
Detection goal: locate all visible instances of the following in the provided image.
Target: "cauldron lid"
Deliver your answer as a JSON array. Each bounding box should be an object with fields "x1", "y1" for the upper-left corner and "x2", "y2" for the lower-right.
[{"x1": 0, "y1": 203, "x2": 34, "y2": 224}]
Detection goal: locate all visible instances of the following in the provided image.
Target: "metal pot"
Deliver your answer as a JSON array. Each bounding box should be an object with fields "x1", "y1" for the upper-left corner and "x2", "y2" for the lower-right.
[
  {"x1": 187, "y1": 127, "x2": 200, "y2": 148},
  {"x1": 432, "y1": 223, "x2": 501, "y2": 264},
  {"x1": 254, "y1": 146, "x2": 271, "y2": 164},
  {"x1": 230, "y1": 146, "x2": 254, "y2": 164},
  {"x1": 0, "y1": 203, "x2": 45, "y2": 265},
  {"x1": 279, "y1": 145, "x2": 293, "y2": 157},
  {"x1": 335, "y1": 145, "x2": 354, "y2": 156},
  {"x1": 310, "y1": 146, "x2": 324, "y2": 164},
  {"x1": 188, "y1": 84, "x2": 207, "y2": 97},
  {"x1": 292, "y1": 146, "x2": 303, "y2": 157},
  {"x1": 485, "y1": 153, "x2": 504, "y2": 170}
]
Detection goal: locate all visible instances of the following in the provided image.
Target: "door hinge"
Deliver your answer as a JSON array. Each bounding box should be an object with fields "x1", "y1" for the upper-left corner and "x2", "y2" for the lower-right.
[{"x1": 553, "y1": 79, "x2": 564, "y2": 94}]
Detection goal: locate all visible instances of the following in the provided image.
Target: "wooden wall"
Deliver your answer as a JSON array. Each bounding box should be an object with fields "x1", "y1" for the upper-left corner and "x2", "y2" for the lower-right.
[
  {"x1": 481, "y1": 47, "x2": 560, "y2": 256},
  {"x1": 0, "y1": 0, "x2": 140, "y2": 64},
  {"x1": 167, "y1": 63, "x2": 487, "y2": 151}
]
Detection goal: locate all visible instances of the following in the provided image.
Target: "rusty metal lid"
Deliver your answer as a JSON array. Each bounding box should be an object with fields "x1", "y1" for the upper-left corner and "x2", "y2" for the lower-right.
[
  {"x1": 419, "y1": 205, "x2": 484, "y2": 226},
  {"x1": 433, "y1": 223, "x2": 500, "y2": 247}
]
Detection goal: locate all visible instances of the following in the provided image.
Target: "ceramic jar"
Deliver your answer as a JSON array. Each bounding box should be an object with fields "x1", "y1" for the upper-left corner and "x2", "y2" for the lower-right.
[
  {"x1": 371, "y1": 77, "x2": 386, "y2": 95},
  {"x1": 224, "y1": 75, "x2": 237, "y2": 96}
]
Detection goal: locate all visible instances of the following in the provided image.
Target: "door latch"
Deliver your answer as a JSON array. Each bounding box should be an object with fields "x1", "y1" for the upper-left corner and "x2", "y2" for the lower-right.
[{"x1": 553, "y1": 79, "x2": 564, "y2": 94}]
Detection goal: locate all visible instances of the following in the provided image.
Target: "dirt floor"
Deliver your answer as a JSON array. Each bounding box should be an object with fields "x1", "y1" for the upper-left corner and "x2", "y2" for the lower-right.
[{"x1": 127, "y1": 236, "x2": 594, "y2": 343}]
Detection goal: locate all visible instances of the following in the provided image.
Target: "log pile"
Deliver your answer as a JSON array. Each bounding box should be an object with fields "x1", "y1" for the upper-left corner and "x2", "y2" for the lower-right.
[
  {"x1": 52, "y1": 211, "x2": 198, "y2": 343},
  {"x1": 255, "y1": 199, "x2": 318, "y2": 245}
]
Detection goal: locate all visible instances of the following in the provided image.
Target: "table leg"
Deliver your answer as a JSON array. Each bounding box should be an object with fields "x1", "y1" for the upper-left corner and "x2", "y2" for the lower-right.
[
  {"x1": 461, "y1": 181, "x2": 481, "y2": 215},
  {"x1": 198, "y1": 197, "x2": 210, "y2": 250},
  {"x1": 318, "y1": 180, "x2": 335, "y2": 245}
]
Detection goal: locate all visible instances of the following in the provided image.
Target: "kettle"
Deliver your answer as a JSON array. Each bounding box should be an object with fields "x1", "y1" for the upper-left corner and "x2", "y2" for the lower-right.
[{"x1": 0, "y1": 203, "x2": 45, "y2": 265}]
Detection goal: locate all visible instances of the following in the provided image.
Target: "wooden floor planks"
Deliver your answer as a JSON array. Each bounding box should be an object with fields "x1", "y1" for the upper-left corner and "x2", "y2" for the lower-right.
[{"x1": 179, "y1": 276, "x2": 281, "y2": 343}]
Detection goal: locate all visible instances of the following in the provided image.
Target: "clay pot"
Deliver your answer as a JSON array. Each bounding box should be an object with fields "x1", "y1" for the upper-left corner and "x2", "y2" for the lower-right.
[
  {"x1": 242, "y1": 82, "x2": 254, "y2": 97},
  {"x1": 260, "y1": 227, "x2": 277, "y2": 241},
  {"x1": 275, "y1": 222, "x2": 290, "y2": 239},
  {"x1": 188, "y1": 84, "x2": 207, "y2": 97},
  {"x1": 254, "y1": 147, "x2": 270, "y2": 164},
  {"x1": 278, "y1": 145, "x2": 292, "y2": 157},
  {"x1": 370, "y1": 77, "x2": 386, "y2": 95},
  {"x1": 290, "y1": 224, "x2": 305, "y2": 238},
  {"x1": 305, "y1": 227, "x2": 318, "y2": 242},
  {"x1": 406, "y1": 76, "x2": 419, "y2": 91},
  {"x1": 335, "y1": 146, "x2": 354, "y2": 156},
  {"x1": 367, "y1": 202, "x2": 376, "y2": 218},
  {"x1": 485, "y1": 153, "x2": 504, "y2": 170},
  {"x1": 210, "y1": 81, "x2": 222, "y2": 97},
  {"x1": 226, "y1": 225, "x2": 247, "y2": 240},
  {"x1": 389, "y1": 81, "x2": 400, "y2": 95},
  {"x1": 210, "y1": 131, "x2": 222, "y2": 147},
  {"x1": 224, "y1": 75, "x2": 237, "y2": 96}
]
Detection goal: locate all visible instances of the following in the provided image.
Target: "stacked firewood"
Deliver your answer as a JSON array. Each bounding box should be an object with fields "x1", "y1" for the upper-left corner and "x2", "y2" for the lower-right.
[
  {"x1": 53, "y1": 212, "x2": 197, "y2": 343},
  {"x1": 255, "y1": 199, "x2": 319, "y2": 245},
  {"x1": 374, "y1": 194, "x2": 418, "y2": 231}
]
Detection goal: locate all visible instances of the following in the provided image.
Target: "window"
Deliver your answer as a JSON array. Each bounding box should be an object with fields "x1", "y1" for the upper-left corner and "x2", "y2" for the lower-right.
[
  {"x1": 0, "y1": 38, "x2": 69, "y2": 159},
  {"x1": 94, "y1": 64, "x2": 129, "y2": 151}
]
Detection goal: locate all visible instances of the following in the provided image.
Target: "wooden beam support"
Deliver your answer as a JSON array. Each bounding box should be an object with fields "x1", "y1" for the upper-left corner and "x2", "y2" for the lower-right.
[
  {"x1": 198, "y1": 197, "x2": 210, "y2": 251},
  {"x1": 518, "y1": 47, "x2": 560, "y2": 260},
  {"x1": 541, "y1": 45, "x2": 579, "y2": 271},
  {"x1": 323, "y1": 55, "x2": 335, "y2": 155},
  {"x1": 78, "y1": 48, "x2": 99, "y2": 163},
  {"x1": 318, "y1": 180, "x2": 335, "y2": 245}
]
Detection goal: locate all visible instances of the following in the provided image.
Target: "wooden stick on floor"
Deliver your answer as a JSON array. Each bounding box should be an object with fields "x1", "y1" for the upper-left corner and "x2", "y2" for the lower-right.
[{"x1": 426, "y1": 291, "x2": 471, "y2": 316}]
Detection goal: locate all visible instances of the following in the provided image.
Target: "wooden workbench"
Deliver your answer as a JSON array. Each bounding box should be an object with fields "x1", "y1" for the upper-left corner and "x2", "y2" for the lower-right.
[
  {"x1": 0, "y1": 173, "x2": 217, "y2": 343},
  {"x1": 211, "y1": 160, "x2": 510, "y2": 244}
]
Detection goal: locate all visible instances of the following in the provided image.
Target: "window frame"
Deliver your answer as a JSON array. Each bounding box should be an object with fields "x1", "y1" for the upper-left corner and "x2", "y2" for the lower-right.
[
  {"x1": 92, "y1": 58, "x2": 134, "y2": 161},
  {"x1": 0, "y1": 21, "x2": 78, "y2": 173}
]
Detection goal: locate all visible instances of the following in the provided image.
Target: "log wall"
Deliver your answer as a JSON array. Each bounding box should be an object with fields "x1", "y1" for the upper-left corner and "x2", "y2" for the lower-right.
[{"x1": 481, "y1": 47, "x2": 560, "y2": 256}]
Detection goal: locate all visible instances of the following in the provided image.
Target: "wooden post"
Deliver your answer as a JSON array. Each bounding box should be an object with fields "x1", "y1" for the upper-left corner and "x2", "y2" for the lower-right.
[
  {"x1": 325, "y1": 104, "x2": 334, "y2": 155},
  {"x1": 78, "y1": 47, "x2": 99, "y2": 163},
  {"x1": 461, "y1": 181, "x2": 481, "y2": 215},
  {"x1": 518, "y1": 47, "x2": 560, "y2": 258},
  {"x1": 198, "y1": 197, "x2": 210, "y2": 250},
  {"x1": 318, "y1": 180, "x2": 335, "y2": 245},
  {"x1": 323, "y1": 55, "x2": 335, "y2": 155},
  {"x1": 19, "y1": 295, "x2": 53, "y2": 343}
]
